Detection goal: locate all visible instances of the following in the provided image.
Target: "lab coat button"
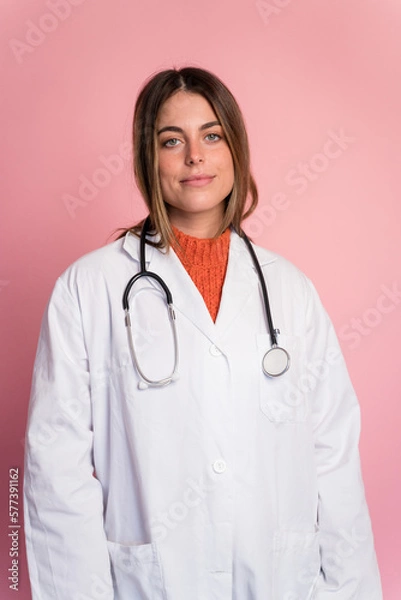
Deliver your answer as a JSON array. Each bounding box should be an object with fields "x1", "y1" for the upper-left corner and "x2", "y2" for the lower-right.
[
  {"x1": 209, "y1": 344, "x2": 222, "y2": 356},
  {"x1": 212, "y1": 459, "x2": 227, "y2": 474}
]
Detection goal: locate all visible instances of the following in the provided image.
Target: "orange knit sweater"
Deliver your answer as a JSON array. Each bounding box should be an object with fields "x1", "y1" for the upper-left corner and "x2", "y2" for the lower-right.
[{"x1": 172, "y1": 226, "x2": 231, "y2": 322}]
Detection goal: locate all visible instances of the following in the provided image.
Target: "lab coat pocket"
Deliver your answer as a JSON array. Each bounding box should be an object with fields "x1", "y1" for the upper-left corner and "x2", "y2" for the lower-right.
[
  {"x1": 258, "y1": 334, "x2": 307, "y2": 422},
  {"x1": 273, "y1": 528, "x2": 321, "y2": 600},
  {"x1": 107, "y1": 540, "x2": 167, "y2": 600}
]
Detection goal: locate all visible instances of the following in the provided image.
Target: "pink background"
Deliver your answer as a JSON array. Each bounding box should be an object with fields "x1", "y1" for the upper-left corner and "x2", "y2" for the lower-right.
[{"x1": 1, "y1": 0, "x2": 400, "y2": 597}]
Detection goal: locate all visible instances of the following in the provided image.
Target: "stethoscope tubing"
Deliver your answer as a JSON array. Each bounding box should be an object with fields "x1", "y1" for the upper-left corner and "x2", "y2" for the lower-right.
[
  {"x1": 241, "y1": 232, "x2": 279, "y2": 348},
  {"x1": 123, "y1": 217, "x2": 179, "y2": 388},
  {"x1": 123, "y1": 216, "x2": 290, "y2": 386},
  {"x1": 123, "y1": 269, "x2": 172, "y2": 310}
]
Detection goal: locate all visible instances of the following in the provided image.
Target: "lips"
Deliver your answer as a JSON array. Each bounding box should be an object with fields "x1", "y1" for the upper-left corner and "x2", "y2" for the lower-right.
[{"x1": 180, "y1": 174, "x2": 215, "y2": 187}]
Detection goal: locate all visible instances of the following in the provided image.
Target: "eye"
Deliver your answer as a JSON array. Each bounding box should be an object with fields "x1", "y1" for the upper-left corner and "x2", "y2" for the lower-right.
[
  {"x1": 205, "y1": 133, "x2": 221, "y2": 142},
  {"x1": 163, "y1": 138, "x2": 181, "y2": 148}
]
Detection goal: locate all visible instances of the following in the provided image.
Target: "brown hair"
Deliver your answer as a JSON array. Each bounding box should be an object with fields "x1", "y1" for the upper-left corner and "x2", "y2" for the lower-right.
[{"x1": 120, "y1": 66, "x2": 258, "y2": 248}]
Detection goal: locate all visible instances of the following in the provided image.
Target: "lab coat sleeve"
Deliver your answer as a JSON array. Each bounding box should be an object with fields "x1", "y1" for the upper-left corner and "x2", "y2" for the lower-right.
[
  {"x1": 303, "y1": 279, "x2": 382, "y2": 599},
  {"x1": 24, "y1": 277, "x2": 114, "y2": 600}
]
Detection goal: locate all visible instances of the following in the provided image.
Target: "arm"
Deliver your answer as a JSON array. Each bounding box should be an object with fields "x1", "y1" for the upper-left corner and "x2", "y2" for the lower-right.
[
  {"x1": 24, "y1": 277, "x2": 114, "y2": 599},
  {"x1": 304, "y1": 279, "x2": 382, "y2": 599}
]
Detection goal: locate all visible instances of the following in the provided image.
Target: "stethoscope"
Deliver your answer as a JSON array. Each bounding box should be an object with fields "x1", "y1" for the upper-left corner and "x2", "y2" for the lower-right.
[{"x1": 123, "y1": 216, "x2": 290, "y2": 389}]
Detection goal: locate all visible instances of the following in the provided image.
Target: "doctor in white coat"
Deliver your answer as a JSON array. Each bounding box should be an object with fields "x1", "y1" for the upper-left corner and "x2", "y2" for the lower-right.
[{"x1": 24, "y1": 67, "x2": 383, "y2": 599}]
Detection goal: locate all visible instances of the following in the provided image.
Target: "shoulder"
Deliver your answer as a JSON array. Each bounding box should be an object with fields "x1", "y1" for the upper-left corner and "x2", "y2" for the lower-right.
[
  {"x1": 52, "y1": 235, "x2": 138, "y2": 301},
  {"x1": 233, "y1": 230, "x2": 312, "y2": 289},
  {"x1": 237, "y1": 234, "x2": 332, "y2": 334},
  {"x1": 233, "y1": 232, "x2": 324, "y2": 322},
  {"x1": 62, "y1": 237, "x2": 127, "y2": 274}
]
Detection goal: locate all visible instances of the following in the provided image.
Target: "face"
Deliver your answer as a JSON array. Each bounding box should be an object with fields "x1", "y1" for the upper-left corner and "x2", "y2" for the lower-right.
[{"x1": 156, "y1": 91, "x2": 234, "y2": 235}]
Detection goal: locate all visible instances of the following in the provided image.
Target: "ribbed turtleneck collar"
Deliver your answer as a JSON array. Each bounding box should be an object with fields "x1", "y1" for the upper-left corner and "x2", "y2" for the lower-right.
[
  {"x1": 170, "y1": 226, "x2": 231, "y2": 322},
  {"x1": 171, "y1": 226, "x2": 231, "y2": 267}
]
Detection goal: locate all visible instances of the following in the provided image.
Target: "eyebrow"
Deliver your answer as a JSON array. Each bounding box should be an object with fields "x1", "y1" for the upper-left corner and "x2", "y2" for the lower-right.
[{"x1": 157, "y1": 120, "x2": 221, "y2": 135}]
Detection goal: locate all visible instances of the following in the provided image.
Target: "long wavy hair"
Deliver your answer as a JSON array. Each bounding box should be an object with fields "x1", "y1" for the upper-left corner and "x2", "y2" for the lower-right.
[{"x1": 120, "y1": 66, "x2": 258, "y2": 248}]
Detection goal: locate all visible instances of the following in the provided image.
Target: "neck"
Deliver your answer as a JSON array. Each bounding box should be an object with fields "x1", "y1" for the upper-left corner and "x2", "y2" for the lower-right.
[{"x1": 167, "y1": 207, "x2": 224, "y2": 239}]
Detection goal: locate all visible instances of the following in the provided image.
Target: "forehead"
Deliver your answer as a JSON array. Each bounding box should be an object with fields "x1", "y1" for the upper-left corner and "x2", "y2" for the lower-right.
[{"x1": 157, "y1": 91, "x2": 218, "y2": 126}]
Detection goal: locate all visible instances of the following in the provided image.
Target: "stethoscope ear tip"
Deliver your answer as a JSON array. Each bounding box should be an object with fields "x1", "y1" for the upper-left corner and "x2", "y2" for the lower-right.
[{"x1": 138, "y1": 381, "x2": 149, "y2": 390}]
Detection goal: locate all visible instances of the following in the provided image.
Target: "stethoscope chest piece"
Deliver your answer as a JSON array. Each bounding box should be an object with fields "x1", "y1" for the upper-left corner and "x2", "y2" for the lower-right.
[{"x1": 262, "y1": 345, "x2": 290, "y2": 378}]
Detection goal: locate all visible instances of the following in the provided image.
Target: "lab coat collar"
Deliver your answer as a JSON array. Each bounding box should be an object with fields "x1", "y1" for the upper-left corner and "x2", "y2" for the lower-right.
[{"x1": 122, "y1": 229, "x2": 277, "y2": 343}]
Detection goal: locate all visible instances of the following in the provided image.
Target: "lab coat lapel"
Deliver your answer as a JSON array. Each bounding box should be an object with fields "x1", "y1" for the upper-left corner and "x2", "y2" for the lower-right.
[
  {"x1": 122, "y1": 231, "x2": 218, "y2": 341},
  {"x1": 214, "y1": 231, "x2": 278, "y2": 338},
  {"x1": 122, "y1": 230, "x2": 276, "y2": 343},
  {"x1": 213, "y1": 231, "x2": 259, "y2": 336},
  {"x1": 148, "y1": 240, "x2": 219, "y2": 340},
  {"x1": 148, "y1": 230, "x2": 263, "y2": 341}
]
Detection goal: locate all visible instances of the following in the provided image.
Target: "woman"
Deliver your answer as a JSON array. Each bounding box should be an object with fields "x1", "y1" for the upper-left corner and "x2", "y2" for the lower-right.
[{"x1": 24, "y1": 67, "x2": 382, "y2": 599}]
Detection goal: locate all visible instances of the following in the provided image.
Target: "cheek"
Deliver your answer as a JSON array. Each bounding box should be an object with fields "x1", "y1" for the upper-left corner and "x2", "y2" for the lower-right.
[
  {"x1": 159, "y1": 155, "x2": 179, "y2": 184},
  {"x1": 223, "y1": 154, "x2": 235, "y2": 186},
  {"x1": 218, "y1": 147, "x2": 234, "y2": 173},
  {"x1": 158, "y1": 163, "x2": 172, "y2": 189}
]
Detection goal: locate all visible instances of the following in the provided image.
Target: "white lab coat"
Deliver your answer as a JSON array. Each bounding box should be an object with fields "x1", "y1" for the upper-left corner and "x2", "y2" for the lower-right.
[{"x1": 24, "y1": 229, "x2": 382, "y2": 600}]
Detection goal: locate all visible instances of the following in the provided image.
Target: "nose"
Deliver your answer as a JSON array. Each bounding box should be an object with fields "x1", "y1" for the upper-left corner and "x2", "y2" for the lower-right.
[{"x1": 185, "y1": 139, "x2": 204, "y2": 165}]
